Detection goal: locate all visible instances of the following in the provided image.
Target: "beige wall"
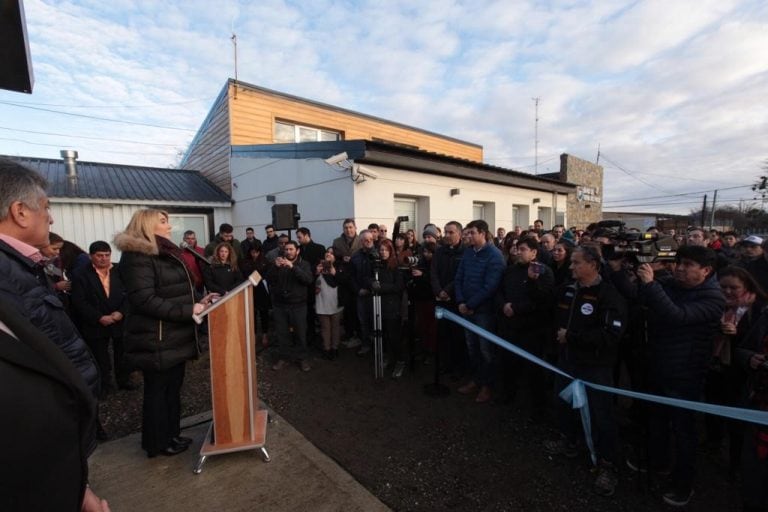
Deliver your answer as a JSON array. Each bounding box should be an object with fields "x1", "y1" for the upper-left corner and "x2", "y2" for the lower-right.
[{"x1": 352, "y1": 164, "x2": 568, "y2": 236}]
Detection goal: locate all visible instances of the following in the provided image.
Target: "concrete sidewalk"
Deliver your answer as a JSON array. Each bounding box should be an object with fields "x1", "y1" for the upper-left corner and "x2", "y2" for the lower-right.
[{"x1": 88, "y1": 408, "x2": 389, "y2": 512}]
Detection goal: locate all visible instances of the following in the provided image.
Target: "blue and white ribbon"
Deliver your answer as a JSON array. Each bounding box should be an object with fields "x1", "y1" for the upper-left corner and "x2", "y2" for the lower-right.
[{"x1": 435, "y1": 307, "x2": 768, "y2": 465}]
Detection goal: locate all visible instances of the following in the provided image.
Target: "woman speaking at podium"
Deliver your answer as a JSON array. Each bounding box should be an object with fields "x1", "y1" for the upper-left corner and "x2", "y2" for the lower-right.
[{"x1": 115, "y1": 209, "x2": 215, "y2": 458}]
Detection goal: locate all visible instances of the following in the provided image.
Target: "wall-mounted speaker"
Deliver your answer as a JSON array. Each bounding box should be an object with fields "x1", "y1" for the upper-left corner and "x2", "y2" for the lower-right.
[{"x1": 271, "y1": 204, "x2": 300, "y2": 230}]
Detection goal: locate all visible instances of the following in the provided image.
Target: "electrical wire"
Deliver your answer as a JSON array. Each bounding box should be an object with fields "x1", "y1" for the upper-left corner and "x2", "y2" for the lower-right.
[
  {"x1": 2, "y1": 98, "x2": 214, "y2": 109},
  {"x1": 0, "y1": 101, "x2": 197, "y2": 132}
]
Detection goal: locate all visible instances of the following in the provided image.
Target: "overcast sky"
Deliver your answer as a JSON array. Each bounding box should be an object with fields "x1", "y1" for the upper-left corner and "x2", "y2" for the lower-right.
[{"x1": 2, "y1": 0, "x2": 767, "y2": 215}]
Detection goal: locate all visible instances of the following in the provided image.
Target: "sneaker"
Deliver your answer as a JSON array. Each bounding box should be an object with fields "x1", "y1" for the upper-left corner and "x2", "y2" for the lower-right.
[
  {"x1": 593, "y1": 462, "x2": 618, "y2": 497},
  {"x1": 625, "y1": 457, "x2": 671, "y2": 476},
  {"x1": 356, "y1": 345, "x2": 371, "y2": 356},
  {"x1": 662, "y1": 488, "x2": 694, "y2": 507},
  {"x1": 543, "y1": 438, "x2": 578, "y2": 458},
  {"x1": 457, "y1": 381, "x2": 478, "y2": 395},
  {"x1": 300, "y1": 360, "x2": 311, "y2": 372},
  {"x1": 391, "y1": 361, "x2": 406, "y2": 379},
  {"x1": 342, "y1": 337, "x2": 362, "y2": 349},
  {"x1": 271, "y1": 360, "x2": 286, "y2": 371}
]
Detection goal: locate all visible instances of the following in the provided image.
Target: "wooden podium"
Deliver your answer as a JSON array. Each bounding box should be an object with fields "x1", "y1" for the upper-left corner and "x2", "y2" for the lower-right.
[{"x1": 192, "y1": 271, "x2": 270, "y2": 473}]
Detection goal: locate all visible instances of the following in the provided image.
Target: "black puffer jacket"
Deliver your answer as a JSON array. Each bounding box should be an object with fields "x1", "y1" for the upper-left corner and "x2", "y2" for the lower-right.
[
  {"x1": 430, "y1": 241, "x2": 464, "y2": 301},
  {"x1": 114, "y1": 233, "x2": 199, "y2": 371},
  {"x1": 499, "y1": 262, "x2": 556, "y2": 332},
  {"x1": 640, "y1": 274, "x2": 725, "y2": 384},
  {"x1": 0, "y1": 239, "x2": 100, "y2": 397},
  {"x1": 203, "y1": 262, "x2": 244, "y2": 294},
  {"x1": 556, "y1": 278, "x2": 627, "y2": 367}
]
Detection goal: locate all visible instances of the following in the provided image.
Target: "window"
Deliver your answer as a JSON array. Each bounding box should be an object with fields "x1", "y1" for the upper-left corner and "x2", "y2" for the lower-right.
[
  {"x1": 537, "y1": 207, "x2": 552, "y2": 230},
  {"x1": 274, "y1": 121, "x2": 341, "y2": 143},
  {"x1": 513, "y1": 204, "x2": 529, "y2": 229},
  {"x1": 473, "y1": 202, "x2": 486, "y2": 221},
  {"x1": 394, "y1": 198, "x2": 417, "y2": 233},
  {"x1": 168, "y1": 214, "x2": 209, "y2": 247}
]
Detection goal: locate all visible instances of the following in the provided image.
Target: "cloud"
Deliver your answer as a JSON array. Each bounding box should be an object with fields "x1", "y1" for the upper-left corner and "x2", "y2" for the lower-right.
[{"x1": 1, "y1": 0, "x2": 766, "y2": 213}]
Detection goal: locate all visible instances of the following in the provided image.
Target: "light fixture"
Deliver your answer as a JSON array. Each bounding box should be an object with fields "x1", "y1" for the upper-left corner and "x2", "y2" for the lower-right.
[
  {"x1": 266, "y1": 195, "x2": 276, "y2": 202},
  {"x1": 532, "y1": 198, "x2": 541, "y2": 204},
  {"x1": 450, "y1": 188, "x2": 461, "y2": 196}
]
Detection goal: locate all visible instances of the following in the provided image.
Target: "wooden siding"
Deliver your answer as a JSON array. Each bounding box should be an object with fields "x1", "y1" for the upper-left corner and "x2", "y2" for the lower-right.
[
  {"x1": 228, "y1": 83, "x2": 483, "y2": 162},
  {"x1": 183, "y1": 91, "x2": 232, "y2": 193}
]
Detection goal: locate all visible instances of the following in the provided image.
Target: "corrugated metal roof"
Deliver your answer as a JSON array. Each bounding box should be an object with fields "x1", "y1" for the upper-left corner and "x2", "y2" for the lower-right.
[{"x1": 3, "y1": 155, "x2": 231, "y2": 203}]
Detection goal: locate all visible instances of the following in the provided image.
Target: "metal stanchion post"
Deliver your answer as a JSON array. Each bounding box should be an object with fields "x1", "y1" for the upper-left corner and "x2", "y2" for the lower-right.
[{"x1": 372, "y1": 267, "x2": 384, "y2": 379}]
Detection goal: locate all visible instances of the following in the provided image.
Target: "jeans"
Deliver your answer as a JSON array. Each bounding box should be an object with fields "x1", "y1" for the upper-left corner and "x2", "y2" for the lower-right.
[
  {"x1": 463, "y1": 310, "x2": 495, "y2": 387},
  {"x1": 554, "y1": 358, "x2": 619, "y2": 464},
  {"x1": 647, "y1": 379, "x2": 702, "y2": 491},
  {"x1": 272, "y1": 303, "x2": 308, "y2": 361}
]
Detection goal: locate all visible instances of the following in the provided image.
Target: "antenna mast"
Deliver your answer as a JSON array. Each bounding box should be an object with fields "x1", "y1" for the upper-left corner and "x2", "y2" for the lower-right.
[
  {"x1": 231, "y1": 33, "x2": 238, "y2": 99},
  {"x1": 532, "y1": 97, "x2": 540, "y2": 174}
]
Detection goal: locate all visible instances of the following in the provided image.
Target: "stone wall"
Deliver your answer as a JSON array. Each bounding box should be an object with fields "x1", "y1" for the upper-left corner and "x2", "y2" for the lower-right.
[{"x1": 559, "y1": 153, "x2": 603, "y2": 229}]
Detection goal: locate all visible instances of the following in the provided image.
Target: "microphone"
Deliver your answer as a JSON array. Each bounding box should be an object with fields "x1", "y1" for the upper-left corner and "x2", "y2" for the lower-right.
[{"x1": 179, "y1": 241, "x2": 211, "y2": 265}]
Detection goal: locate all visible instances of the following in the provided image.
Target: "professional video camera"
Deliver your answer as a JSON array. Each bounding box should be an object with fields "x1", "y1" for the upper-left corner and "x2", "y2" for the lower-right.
[{"x1": 595, "y1": 220, "x2": 678, "y2": 264}]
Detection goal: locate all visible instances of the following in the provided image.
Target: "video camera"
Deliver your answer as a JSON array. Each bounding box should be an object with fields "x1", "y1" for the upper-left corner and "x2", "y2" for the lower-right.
[{"x1": 595, "y1": 220, "x2": 678, "y2": 264}]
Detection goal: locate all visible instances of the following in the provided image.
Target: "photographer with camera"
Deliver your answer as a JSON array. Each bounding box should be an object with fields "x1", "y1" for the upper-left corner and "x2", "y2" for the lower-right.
[
  {"x1": 627, "y1": 246, "x2": 725, "y2": 507},
  {"x1": 497, "y1": 237, "x2": 555, "y2": 411},
  {"x1": 266, "y1": 241, "x2": 314, "y2": 372},
  {"x1": 373, "y1": 240, "x2": 406, "y2": 378}
]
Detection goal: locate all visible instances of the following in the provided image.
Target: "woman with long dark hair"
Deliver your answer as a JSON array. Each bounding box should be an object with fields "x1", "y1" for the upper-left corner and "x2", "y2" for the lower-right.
[
  {"x1": 115, "y1": 209, "x2": 216, "y2": 458},
  {"x1": 240, "y1": 241, "x2": 271, "y2": 350},
  {"x1": 376, "y1": 239, "x2": 406, "y2": 378},
  {"x1": 550, "y1": 240, "x2": 574, "y2": 286}
]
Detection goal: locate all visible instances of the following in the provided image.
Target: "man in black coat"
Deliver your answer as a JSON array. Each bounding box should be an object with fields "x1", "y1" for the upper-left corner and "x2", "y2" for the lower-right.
[
  {"x1": 71, "y1": 240, "x2": 132, "y2": 394},
  {"x1": 266, "y1": 241, "x2": 314, "y2": 371},
  {"x1": 497, "y1": 237, "x2": 555, "y2": 409},
  {"x1": 430, "y1": 221, "x2": 466, "y2": 377},
  {"x1": 0, "y1": 297, "x2": 110, "y2": 511},
  {"x1": 633, "y1": 245, "x2": 725, "y2": 507},
  {"x1": 0, "y1": 159, "x2": 99, "y2": 398},
  {"x1": 297, "y1": 227, "x2": 326, "y2": 345}
]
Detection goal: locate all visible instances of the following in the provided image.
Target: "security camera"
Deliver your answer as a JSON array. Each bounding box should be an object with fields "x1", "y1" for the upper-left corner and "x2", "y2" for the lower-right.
[
  {"x1": 324, "y1": 152, "x2": 349, "y2": 166},
  {"x1": 355, "y1": 164, "x2": 379, "y2": 180}
]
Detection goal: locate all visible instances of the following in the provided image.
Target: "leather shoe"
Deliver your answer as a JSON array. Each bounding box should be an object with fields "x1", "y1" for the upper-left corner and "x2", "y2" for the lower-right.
[
  {"x1": 172, "y1": 436, "x2": 193, "y2": 447},
  {"x1": 147, "y1": 444, "x2": 188, "y2": 458},
  {"x1": 161, "y1": 444, "x2": 188, "y2": 456}
]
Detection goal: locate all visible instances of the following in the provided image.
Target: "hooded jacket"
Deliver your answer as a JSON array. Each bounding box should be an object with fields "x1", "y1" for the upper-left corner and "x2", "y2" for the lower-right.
[{"x1": 114, "y1": 232, "x2": 199, "y2": 371}]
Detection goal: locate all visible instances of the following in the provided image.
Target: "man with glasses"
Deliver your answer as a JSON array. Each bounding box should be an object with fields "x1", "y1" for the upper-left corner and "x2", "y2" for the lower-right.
[
  {"x1": 350, "y1": 230, "x2": 376, "y2": 356},
  {"x1": 454, "y1": 220, "x2": 505, "y2": 403}
]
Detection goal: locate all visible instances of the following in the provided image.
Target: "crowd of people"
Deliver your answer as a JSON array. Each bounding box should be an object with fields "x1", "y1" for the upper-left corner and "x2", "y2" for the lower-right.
[{"x1": 4, "y1": 152, "x2": 768, "y2": 510}]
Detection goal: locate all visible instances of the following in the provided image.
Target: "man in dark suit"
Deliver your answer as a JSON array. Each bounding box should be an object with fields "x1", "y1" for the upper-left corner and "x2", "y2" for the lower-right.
[
  {"x1": 0, "y1": 297, "x2": 110, "y2": 511},
  {"x1": 71, "y1": 240, "x2": 132, "y2": 394}
]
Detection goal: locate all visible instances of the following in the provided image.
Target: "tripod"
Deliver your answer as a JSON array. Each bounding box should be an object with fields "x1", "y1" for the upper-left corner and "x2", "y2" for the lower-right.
[{"x1": 371, "y1": 266, "x2": 385, "y2": 379}]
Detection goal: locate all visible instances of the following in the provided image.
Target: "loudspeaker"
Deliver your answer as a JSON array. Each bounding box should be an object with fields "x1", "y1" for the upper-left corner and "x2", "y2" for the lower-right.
[{"x1": 271, "y1": 204, "x2": 300, "y2": 230}]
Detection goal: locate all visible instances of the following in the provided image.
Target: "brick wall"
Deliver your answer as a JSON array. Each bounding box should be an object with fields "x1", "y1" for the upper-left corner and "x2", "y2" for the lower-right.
[{"x1": 559, "y1": 153, "x2": 603, "y2": 229}]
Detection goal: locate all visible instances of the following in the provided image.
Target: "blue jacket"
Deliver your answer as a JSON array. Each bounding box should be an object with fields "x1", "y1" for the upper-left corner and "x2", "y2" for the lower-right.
[
  {"x1": 454, "y1": 242, "x2": 505, "y2": 313},
  {"x1": 0, "y1": 240, "x2": 100, "y2": 397}
]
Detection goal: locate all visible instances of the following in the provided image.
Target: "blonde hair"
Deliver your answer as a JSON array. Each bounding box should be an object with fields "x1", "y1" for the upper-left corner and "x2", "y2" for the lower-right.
[
  {"x1": 214, "y1": 241, "x2": 238, "y2": 269},
  {"x1": 123, "y1": 209, "x2": 169, "y2": 253}
]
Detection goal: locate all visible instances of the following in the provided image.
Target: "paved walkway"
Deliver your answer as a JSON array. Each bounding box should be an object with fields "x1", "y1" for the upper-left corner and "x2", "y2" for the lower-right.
[{"x1": 88, "y1": 408, "x2": 389, "y2": 512}]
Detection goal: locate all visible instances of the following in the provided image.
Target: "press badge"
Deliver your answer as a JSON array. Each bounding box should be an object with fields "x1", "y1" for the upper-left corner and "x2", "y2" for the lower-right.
[{"x1": 580, "y1": 303, "x2": 594, "y2": 315}]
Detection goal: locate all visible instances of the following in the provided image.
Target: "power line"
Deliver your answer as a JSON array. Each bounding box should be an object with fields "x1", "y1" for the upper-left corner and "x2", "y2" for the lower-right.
[
  {"x1": 1, "y1": 97, "x2": 213, "y2": 109},
  {"x1": 599, "y1": 154, "x2": 671, "y2": 194},
  {"x1": 603, "y1": 184, "x2": 751, "y2": 205},
  {"x1": 0, "y1": 101, "x2": 197, "y2": 132}
]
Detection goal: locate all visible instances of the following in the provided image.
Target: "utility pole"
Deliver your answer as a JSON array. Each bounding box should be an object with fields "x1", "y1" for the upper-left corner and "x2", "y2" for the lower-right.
[
  {"x1": 532, "y1": 97, "x2": 540, "y2": 174},
  {"x1": 701, "y1": 194, "x2": 707, "y2": 228},
  {"x1": 709, "y1": 189, "x2": 718, "y2": 230},
  {"x1": 231, "y1": 33, "x2": 238, "y2": 99},
  {"x1": 596, "y1": 143, "x2": 601, "y2": 165}
]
